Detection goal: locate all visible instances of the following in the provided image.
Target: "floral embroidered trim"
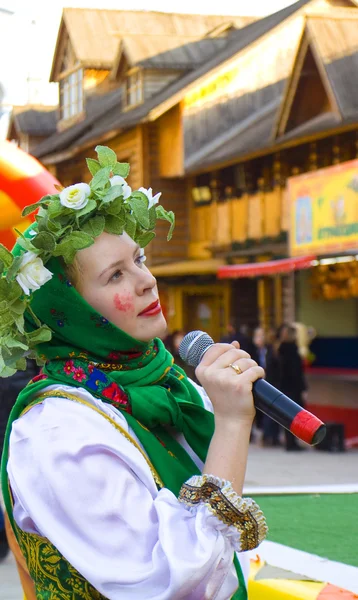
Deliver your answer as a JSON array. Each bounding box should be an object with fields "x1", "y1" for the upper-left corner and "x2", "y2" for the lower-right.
[{"x1": 178, "y1": 474, "x2": 268, "y2": 552}]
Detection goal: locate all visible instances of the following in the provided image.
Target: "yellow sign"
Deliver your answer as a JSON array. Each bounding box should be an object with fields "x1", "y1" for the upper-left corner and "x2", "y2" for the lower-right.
[{"x1": 288, "y1": 159, "x2": 358, "y2": 257}]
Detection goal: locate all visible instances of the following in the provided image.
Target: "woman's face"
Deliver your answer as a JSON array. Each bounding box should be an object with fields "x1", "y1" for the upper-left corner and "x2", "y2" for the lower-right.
[{"x1": 75, "y1": 231, "x2": 167, "y2": 342}]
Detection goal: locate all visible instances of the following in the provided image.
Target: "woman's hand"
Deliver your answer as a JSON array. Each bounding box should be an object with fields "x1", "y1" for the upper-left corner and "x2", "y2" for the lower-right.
[{"x1": 195, "y1": 342, "x2": 265, "y2": 426}]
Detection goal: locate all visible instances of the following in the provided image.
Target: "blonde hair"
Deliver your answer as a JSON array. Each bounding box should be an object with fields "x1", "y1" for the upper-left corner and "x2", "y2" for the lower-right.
[{"x1": 63, "y1": 257, "x2": 83, "y2": 290}]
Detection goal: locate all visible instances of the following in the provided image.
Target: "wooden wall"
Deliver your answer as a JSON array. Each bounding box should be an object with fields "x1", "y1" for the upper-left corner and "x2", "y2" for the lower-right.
[
  {"x1": 145, "y1": 122, "x2": 189, "y2": 265},
  {"x1": 143, "y1": 69, "x2": 182, "y2": 101},
  {"x1": 157, "y1": 104, "x2": 184, "y2": 178}
]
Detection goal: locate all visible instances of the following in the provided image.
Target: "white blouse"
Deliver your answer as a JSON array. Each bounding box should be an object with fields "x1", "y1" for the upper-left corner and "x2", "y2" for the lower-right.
[{"x1": 7, "y1": 381, "x2": 250, "y2": 600}]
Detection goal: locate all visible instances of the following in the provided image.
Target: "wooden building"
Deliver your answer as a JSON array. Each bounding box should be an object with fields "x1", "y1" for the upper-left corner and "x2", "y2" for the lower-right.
[
  {"x1": 7, "y1": 106, "x2": 57, "y2": 153},
  {"x1": 25, "y1": 1, "x2": 358, "y2": 347}
]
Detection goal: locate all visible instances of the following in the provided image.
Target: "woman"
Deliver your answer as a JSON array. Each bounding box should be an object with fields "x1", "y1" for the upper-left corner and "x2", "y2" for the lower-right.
[{"x1": 1, "y1": 147, "x2": 267, "y2": 599}]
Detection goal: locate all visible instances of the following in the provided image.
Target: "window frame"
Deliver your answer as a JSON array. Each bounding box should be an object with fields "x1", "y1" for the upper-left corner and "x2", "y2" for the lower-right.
[
  {"x1": 124, "y1": 69, "x2": 143, "y2": 109},
  {"x1": 59, "y1": 66, "x2": 84, "y2": 121}
]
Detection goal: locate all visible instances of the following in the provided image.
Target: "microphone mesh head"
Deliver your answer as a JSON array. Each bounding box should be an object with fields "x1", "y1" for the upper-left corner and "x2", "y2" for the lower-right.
[{"x1": 178, "y1": 330, "x2": 214, "y2": 368}]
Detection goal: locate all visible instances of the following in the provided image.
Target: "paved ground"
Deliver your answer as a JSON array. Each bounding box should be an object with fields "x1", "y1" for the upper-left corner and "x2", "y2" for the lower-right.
[{"x1": 1, "y1": 442, "x2": 357, "y2": 598}]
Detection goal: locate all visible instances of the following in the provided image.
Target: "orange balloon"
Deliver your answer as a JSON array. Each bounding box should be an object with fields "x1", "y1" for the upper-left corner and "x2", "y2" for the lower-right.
[{"x1": 0, "y1": 141, "x2": 60, "y2": 248}]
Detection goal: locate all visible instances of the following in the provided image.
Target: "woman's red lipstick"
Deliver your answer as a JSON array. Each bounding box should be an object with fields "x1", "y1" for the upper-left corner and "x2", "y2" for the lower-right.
[{"x1": 138, "y1": 300, "x2": 162, "y2": 317}]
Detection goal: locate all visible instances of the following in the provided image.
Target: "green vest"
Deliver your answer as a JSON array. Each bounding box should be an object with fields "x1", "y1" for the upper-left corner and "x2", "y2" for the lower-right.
[{"x1": 14, "y1": 525, "x2": 107, "y2": 600}]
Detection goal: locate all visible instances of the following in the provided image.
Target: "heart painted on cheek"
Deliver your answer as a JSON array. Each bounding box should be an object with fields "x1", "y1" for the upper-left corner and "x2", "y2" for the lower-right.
[{"x1": 114, "y1": 292, "x2": 135, "y2": 314}]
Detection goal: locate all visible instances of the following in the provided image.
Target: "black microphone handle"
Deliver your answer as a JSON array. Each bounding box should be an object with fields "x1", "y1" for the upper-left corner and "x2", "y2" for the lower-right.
[
  {"x1": 253, "y1": 379, "x2": 326, "y2": 445},
  {"x1": 253, "y1": 378, "x2": 302, "y2": 425}
]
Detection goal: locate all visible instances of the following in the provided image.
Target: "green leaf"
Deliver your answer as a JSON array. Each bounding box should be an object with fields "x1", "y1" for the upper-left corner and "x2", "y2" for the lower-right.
[
  {"x1": 129, "y1": 197, "x2": 150, "y2": 229},
  {"x1": 35, "y1": 354, "x2": 46, "y2": 367},
  {"x1": 148, "y1": 206, "x2": 157, "y2": 229},
  {"x1": 53, "y1": 231, "x2": 94, "y2": 264},
  {"x1": 15, "y1": 357, "x2": 27, "y2": 371},
  {"x1": 21, "y1": 195, "x2": 55, "y2": 218},
  {"x1": 75, "y1": 198, "x2": 97, "y2": 219},
  {"x1": 104, "y1": 215, "x2": 125, "y2": 236},
  {"x1": 0, "y1": 310, "x2": 15, "y2": 330},
  {"x1": 105, "y1": 197, "x2": 125, "y2": 216},
  {"x1": 15, "y1": 312, "x2": 25, "y2": 334},
  {"x1": 6, "y1": 256, "x2": 23, "y2": 282},
  {"x1": 9, "y1": 299, "x2": 25, "y2": 315},
  {"x1": 136, "y1": 231, "x2": 156, "y2": 247},
  {"x1": 90, "y1": 166, "x2": 112, "y2": 191},
  {"x1": 32, "y1": 231, "x2": 56, "y2": 252},
  {"x1": 27, "y1": 325, "x2": 52, "y2": 344},
  {"x1": 0, "y1": 363, "x2": 16, "y2": 377},
  {"x1": 82, "y1": 215, "x2": 105, "y2": 238},
  {"x1": 0, "y1": 245, "x2": 14, "y2": 269},
  {"x1": 95, "y1": 145, "x2": 117, "y2": 168},
  {"x1": 102, "y1": 185, "x2": 125, "y2": 205},
  {"x1": 124, "y1": 213, "x2": 137, "y2": 239},
  {"x1": 112, "y1": 162, "x2": 130, "y2": 178},
  {"x1": 14, "y1": 234, "x2": 34, "y2": 253},
  {"x1": 156, "y1": 206, "x2": 175, "y2": 240},
  {"x1": 22, "y1": 201, "x2": 42, "y2": 217},
  {"x1": 47, "y1": 198, "x2": 65, "y2": 219},
  {"x1": 86, "y1": 158, "x2": 101, "y2": 176},
  {"x1": 46, "y1": 219, "x2": 61, "y2": 234},
  {"x1": 131, "y1": 191, "x2": 149, "y2": 205},
  {"x1": 167, "y1": 215, "x2": 175, "y2": 240},
  {"x1": 35, "y1": 213, "x2": 48, "y2": 232},
  {"x1": 4, "y1": 336, "x2": 28, "y2": 350},
  {"x1": 0, "y1": 260, "x2": 4, "y2": 274},
  {"x1": 0, "y1": 279, "x2": 9, "y2": 301},
  {"x1": 7, "y1": 281, "x2": 23, "y2": 305}
]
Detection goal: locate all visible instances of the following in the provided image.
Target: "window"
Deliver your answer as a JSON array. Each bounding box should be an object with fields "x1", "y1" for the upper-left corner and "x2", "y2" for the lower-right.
[
  {"x1": 125, "y1": 71, "x2": 143, "y2": 108},
  {"x1": 60, "y1": 68, "x2": 84, "y2": 120}
]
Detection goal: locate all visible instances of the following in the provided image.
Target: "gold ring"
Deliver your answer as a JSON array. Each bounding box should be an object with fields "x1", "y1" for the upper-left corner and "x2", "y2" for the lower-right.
[{"x1": 229, "y1": 363, "x2": 242, "y2": 375}]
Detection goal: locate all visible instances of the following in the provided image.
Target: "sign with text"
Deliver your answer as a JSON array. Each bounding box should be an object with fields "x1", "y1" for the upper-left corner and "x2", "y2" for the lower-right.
[{"x1": 288, "y1": 159, "x2": 358, "y2": 257}]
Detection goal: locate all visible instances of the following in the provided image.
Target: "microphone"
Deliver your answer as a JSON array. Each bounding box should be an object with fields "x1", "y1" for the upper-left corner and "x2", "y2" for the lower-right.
[{"x1": 179, "y1": 330, "x2": 326, "y2": 446}]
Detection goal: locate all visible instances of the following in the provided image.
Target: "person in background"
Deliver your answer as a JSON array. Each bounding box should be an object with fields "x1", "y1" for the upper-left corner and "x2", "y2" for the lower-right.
[
  {"x1": 221, "y1": 320, "x2": 256, "y2": 356},
  {"x1": 277, "y1": 325, "x2": 308, "y2": 451},
  {"x1": 252, "y1": 327, "x2": 281, "y2": 447}
]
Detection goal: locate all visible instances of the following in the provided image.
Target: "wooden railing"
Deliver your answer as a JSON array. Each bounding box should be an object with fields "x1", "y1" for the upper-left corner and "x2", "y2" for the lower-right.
[{"x1": 189, "y1": 188, "x2": 284, "y2": 258}]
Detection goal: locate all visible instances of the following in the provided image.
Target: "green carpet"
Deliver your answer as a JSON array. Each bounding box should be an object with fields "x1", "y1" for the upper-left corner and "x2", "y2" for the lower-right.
[{"x1": 253, "y1": 494, "x2": 358, "y2": 567}]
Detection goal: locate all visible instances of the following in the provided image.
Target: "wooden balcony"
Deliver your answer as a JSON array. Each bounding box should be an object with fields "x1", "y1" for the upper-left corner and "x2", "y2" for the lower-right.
[{"x1": 189, "y1": 188, "x2": 284, "y2": 259}]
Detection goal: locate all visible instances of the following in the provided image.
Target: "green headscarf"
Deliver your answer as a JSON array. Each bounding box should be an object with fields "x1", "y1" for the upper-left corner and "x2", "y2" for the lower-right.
[{"x1": 1, "y1": 239, "x2": 246, "y2": 599}]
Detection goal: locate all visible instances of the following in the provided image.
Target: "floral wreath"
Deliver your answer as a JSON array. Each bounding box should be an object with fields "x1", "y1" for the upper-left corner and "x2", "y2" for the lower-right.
[{"x1": 0, "y1": 145, "x2": 175, "y2": 377}]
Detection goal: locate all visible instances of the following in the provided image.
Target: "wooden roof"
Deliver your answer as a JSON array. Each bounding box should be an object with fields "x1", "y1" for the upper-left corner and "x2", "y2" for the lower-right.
[
  {"x1": 113, "y1": 35, "x2": 231, "y2": 72},
  {"x1": 50, "y1": 9, "x2": 255, "y2": 81},
  {"x1": 9, "y1": 106, "x2": 57, "y2": 136},
  {"x1": 37, "y1": 1, "x2": 311, "y2": 161},
  {"x1": 308, "y1": 14, "x2": 358, "y2": 117},
  {"x1": 274, "y1": 10, "x2": 358, "y2": 138}
]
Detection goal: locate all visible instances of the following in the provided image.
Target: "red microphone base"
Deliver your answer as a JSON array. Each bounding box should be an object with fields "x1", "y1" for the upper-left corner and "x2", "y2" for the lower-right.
[{"x1": 291, "y1": 410, "x2": 327, "y2": 445}]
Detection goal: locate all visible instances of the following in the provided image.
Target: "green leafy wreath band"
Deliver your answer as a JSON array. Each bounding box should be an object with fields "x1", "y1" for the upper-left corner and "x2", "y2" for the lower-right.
[{"x1": 0, "y1": 145, "x2": 175, "y2": 377}]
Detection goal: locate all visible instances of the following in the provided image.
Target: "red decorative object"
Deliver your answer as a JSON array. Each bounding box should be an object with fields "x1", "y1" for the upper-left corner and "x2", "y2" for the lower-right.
[
  {"x1": 102, "y1": 382, "x2": 128, "y2": 405},
  {"x1": 217, "y1": 255, "x2": 317, "y2": 279}
]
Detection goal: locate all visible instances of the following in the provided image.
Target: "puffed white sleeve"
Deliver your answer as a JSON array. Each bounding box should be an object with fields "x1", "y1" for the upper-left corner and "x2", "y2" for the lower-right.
[{"x1": 8, "y1": 397, "x2": 246, "y2": 600}]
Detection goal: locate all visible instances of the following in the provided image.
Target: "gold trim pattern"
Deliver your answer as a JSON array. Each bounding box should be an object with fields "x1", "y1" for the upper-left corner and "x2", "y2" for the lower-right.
[
  {"x1": 178, "y1": 474, "x2": 268, "y2": 552},
  {"x1": 15, "y1": 525, "x2": 108, "y2": 599}
]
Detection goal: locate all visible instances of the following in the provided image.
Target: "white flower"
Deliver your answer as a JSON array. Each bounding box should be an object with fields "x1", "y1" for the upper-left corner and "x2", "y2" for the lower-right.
[
  {"x1": 16, "y1": 252, "x2": 53, "y2": 296},
  {"x1": 110, "y1": 175, "x2": 132, "y2": 200},
  {"x1": 59, "y1": 183, "x2": 91, "y2": 210},
  {"x1": 138, "y1": 187, "x2": 161, "y2": 208}
]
